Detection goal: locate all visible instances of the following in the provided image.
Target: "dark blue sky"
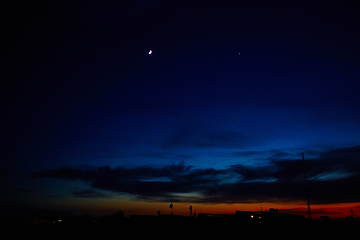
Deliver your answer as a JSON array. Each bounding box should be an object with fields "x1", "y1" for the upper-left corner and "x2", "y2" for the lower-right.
[{"x1": 2, "y1": 1, "x2": 360, "y2": 217}]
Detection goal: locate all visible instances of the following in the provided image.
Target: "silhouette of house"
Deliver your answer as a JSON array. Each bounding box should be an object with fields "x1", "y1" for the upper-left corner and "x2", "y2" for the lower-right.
[
  {"x1": 260, "y1": 209, "x2": 304, "y2": 225},
  {"x1": 235, "y1": 210, "x2": 262, "y2": 223},
  {"x1": 197, "y1": 213, "x2": 234, "y2": 218},
  {"x1": 235, "y1": 209, "x2": 305, "y2": 225}
]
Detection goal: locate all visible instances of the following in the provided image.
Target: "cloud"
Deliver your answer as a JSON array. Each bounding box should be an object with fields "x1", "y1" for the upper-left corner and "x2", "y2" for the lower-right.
[
  {"x1": 34, "y1": 145, "x2": 360, "y2": 204},
  {"x1": 72, "y1": 189, "x2": 108, "y2": 198},
  {"x1": 160, "y1": 125, "x2": 251, "y2": 149},
  {"x1": 14, "y1": 187, "x2": 35, "y2": 193},
  {"x1": 139, "y1": 152, "x2": 192, "y2": 159}
]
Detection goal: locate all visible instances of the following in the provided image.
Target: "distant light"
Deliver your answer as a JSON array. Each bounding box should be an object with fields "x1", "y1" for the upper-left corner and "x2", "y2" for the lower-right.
[
  {"x1": 148, "y1": 50, "x2": 152, "y2": 55},
  {"x1": 58, "y1": 219, "x2": 62, "y2": 222},
  {"x1": 251, "y1": 215, "x2": 254, "y2": 218}
]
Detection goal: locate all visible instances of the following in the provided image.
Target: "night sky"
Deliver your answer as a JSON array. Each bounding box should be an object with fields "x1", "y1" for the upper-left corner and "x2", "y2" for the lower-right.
[{"x1": 2, "y1": 1, "x2": 360, "y2": 218}]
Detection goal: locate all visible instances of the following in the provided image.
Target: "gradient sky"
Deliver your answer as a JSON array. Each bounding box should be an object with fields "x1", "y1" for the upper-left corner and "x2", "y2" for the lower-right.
[{"x1": 2, "y1": 1, "x2": 360, "y2": 218}]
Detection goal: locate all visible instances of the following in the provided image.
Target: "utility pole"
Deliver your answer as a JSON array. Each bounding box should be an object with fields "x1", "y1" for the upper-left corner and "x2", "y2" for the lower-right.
[{"x1": 302, "y1": 152, "x2": 311, "y2": 220}]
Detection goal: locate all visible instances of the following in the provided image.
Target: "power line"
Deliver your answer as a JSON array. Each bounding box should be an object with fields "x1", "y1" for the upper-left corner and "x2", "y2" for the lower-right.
[{"x1": 302, "y1": 152, "x2": 311, "y2": 220}]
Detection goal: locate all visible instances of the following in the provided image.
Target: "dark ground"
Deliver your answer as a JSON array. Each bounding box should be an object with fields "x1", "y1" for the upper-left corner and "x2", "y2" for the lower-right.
[{"x1": 3, "y1": 215, "x2": 359, "y2": 239}]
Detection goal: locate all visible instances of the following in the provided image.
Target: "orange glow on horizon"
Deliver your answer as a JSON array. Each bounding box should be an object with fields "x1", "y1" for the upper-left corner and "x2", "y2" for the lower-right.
[{"x1": 48, "y1": 196, "x2": 360, "y2": 219}]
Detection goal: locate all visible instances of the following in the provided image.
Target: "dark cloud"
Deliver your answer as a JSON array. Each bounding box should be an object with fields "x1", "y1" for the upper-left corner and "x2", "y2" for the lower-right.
[
  {"x1": 139, "y1": 152, "x2": 192, "y2": 159},
  {"x1": 34, "y1": 145, "x2": 360, "y2": 204},
  {"x1": 34, "y1": 165, "x2": 99, "y2": 182},
  {"x1": 231, "y1": 149, "x2": 293, "y2": 158},
  {"x1": 72, "y1": 189, "x2": 108, "y2": 198},
  {"x1": 14, "y1": 187, "x2": 35, "y2": 193},
  {"x1": 219, "y1": 148, "x2": 307, "y2": 163},
  {"x1": 160, "y1": 126, "x2": 250, "y2": 149}
]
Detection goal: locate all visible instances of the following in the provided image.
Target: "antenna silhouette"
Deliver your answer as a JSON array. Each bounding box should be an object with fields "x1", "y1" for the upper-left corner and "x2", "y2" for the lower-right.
[{"x1": 302, "y1": 152, "x2": 311, "y2": 220}]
